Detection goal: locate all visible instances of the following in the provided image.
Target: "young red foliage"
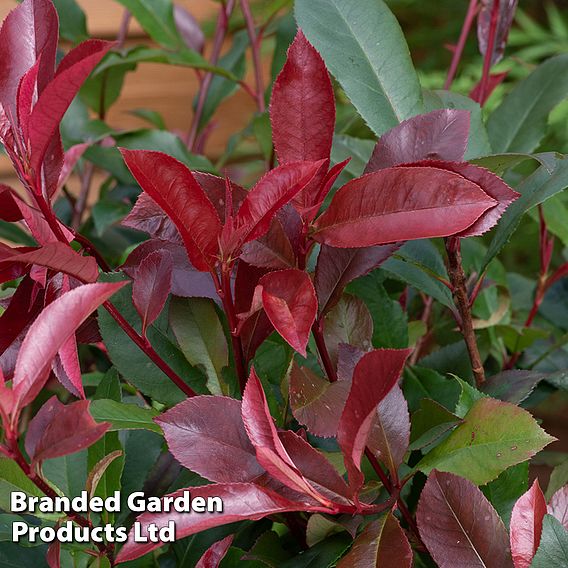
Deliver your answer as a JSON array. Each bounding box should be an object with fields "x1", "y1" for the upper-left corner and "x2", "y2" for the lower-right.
[
  {"x1": 195, "y1": 535, "x2": 234, "y2": 568},
  {"x1": 548, "y1": 486, "x2": 568, "y2": 530},
  {"x1": 477, "y1": 0, "x2": 518, "y2": 65}
]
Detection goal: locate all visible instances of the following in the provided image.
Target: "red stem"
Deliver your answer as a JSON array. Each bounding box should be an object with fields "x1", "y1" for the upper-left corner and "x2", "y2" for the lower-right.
[
  {"x1": 477, "y1": 0, "x2": 500, "y2": 104},
  {"x1": 444, "y1": 0, "x2": 479, "y2": 90}
]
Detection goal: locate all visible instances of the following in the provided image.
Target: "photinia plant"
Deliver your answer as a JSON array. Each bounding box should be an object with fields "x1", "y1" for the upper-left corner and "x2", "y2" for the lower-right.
[{"x1": 0, "y1": 0, "x2": 567, "y2": 566}]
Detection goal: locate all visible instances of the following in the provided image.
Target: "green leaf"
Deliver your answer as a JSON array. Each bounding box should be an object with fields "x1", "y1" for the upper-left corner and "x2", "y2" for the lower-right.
[
  {"x1": 0, "y1": 459, "x2": 45, "y2": 512},
  {"x1": 90, "y1": 400, "x2": 161, "y2": 433},
  {"x1": 295, "y1": 0, "x2": 423, "y2": 136},
  {"x1": 129, "y1": 108, "x2": 167, "y2": 130},
  {"x1": 0, "y1": 542, "x2": 49, "y2": 568},
  {"x1": 170, "y1": 297, "x2": 228, "y2": 395},
  {"x1": 488, "y1": 54, "x2": 568, "y2": 153},
  {"x1": 0, "y1": 221, "x2": 36, "y2": 246},
  {"x1": 470, "y1": 152, "x2": 557, "y2": 176},
  {"x1": 43, "y1": 452, "x2": 87, "y2": 499},
  {"x1": 547, "y1": 458, "x2": 568, "y2": 500},
  {"x1": 52, "y1": 0, "x2": 88, "y2": 43},
  {"x1": 403, "y1": 366, "x2": 461, "y2": 413},
  {"x1": 409, "y1": 399, "x2": 462, "y2": 451},
  {"x1": 417, "y1": 397, "x2": 555, "y2": 485},
  {"x1": 92, "y1": 199, "x2": 132, "y2": 237},
  {"x1": 94, "y1": 367, "x2": 122, "y2": 402},
  {"x1": 279, "y1": 533, "x2": 352, "y2": 568},
  {"x1": 481, "y1": 154, "x2": 568, "y2": 274},
  {"x1": 531, "y1": 515, "x2": 568, "y2": 567},
  {"x1": 453, "y1": 375, "x2": 486, "y2": 418},
  {"x1": 331, "y1": 135, "x2": 374, "y2": 179}
]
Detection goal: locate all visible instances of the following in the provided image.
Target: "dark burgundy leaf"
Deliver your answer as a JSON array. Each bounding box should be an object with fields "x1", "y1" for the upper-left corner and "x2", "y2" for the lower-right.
[
  {"x1": 478, "y1": 0, "x2": 518, "y2": 66},
  {"x1": 510, "y1": 479, "x2": 547, "y2": 568},
  {"x1": 337, "y1": 348, "x2": 410, "y2": 493},
  {"x1": 25, "y1": 397, "x2": 109, "y2": 464},
  {"x1": 337, "y1": 513, "x2": 412, "y2": 568},
  {"x1": 121, "y1": 149, "x2": 222, "y2": 271},
  {"x1": 46, "y1": 538, "x2": 60, "y2": 568},
  {"x1": 364, "y1": 109, "x2": 471, "y2": 172},
  {"x1": 156, "y1": 395, "x2": 264, "y2": 483},
  {"x1": 115, "y1": 483, "x2": 318, "y2": 563},
  {"x1": 240, "y1": 219, "x2": 296, "y2": 269},
  {"x1": 289, "y1": 363, "x2": 351, "y2": 438},
  {"x1": 315, "y1": 243, "x2": 400, "y2": 316},
  {"x1": 132, "y1": 249, "x2": 173, "y2": 335},
  {"x1": 312, "y1": 166, "x2": 498, "y2": 247},
  {"x1": 548, "y1": 486, "x2": 568, "y2": 530},
  {"x1": 12, "y1": 282, "x2": 126, "y2": 412},
  {"x1": 417, "y1": 470, "x2": 513, "y2": 568},
  {"x1": 271, "y1": 30, "x2": 335, "y2": 165},
  {"x1": 29, "y1": 40, "x2": 113, "y2": 174}
]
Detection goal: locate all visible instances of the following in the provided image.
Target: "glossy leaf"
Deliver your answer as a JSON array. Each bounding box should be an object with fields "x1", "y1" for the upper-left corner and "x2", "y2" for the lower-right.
[
  {"x1": 337, "y1": 348, "x2": 410, "y2": 493},
  {"x1": 52, "y1": 334, "x2": 84, "y2": 398},
  {"x1": 132, "y1": 249, "x2": 173, "y2": 336},
  {"x1": 530, "y1": 515, "x2": 568, "y2": 567},
  {"x1": 89, "y1": 399, "x2": 161, "y2": 433},
  {"x1": 121, "y1": 149, "x2": 222, "y2": 271},
  {"x1": 195, "y1": 535, "x2": 233, "y2": 568},
  {"x1": 364, "y1": 109, "x2": 470, "y2": 172},
  {"x1": 417, "y1": 470, "x2": 513, "y2": 568},
  {"x1": 271, "y1": 30, "x2": 335, "y2": 164},
  {"x1": 156, "y1": 395, "x2": 263, "y2": 483},
  {"x1": 548, "y1": 486, "x2": 568, "y2": 530},
  {"x1": 25, "y1": 397, "x2": 109, "y2": 465},
  {"x1": 417, "y1": 398, "x2": 555, "y2": 485},
  {"x1": 240, "y1": 219, "x2": 296, "y2": 270},
  {"x1": 295, "y1": 0, "x2": 423, "y2": 136},
  {"x1": 337, "y1": 513, "x2": 412, "y2": 568},
  {"x1": 312, "y1": 166, "x2": 498, "y2": 247},
  {"x1": 409, "y1": 398, "x2": 462, "y2": 451},
  {"x1": 510, "y1": 479, "x2": 547, "y2": 568}
]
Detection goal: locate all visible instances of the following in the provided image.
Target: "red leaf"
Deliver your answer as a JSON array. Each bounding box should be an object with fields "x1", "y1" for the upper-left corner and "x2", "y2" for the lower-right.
[
  {"x1": 478, "y1": 0, "x2": 518, "y2": 66},
  {"x1": 312, "y1": 166, "x2": 498, "y2": 247},
  {"x1": 289, "y1": 363, "x2": 351, "y2": 438},
  {"x1": 240, "y1": 219, "x2": 296, "y2": 269},
  {"x1": 271, "y1": 30, "x2": 335, "y2": 165},
  {"x1": 315, "y1": 244, "x2": 400, "y2": 316},
  {"x1": 470, "y1": 71, "x2": 508, "y2": 106},
  {"x1": 0, "y1": 0, "x2": 58, "y2": 119},
  {"x1": 0, "y1": 242, "x2": 99, "y2": 283},
  {"x1": 364, "y1": 109, "x2": 471, "y2": 172},
  {"x1": 257, "y1": 269, "x2": 317, "y2": 356},
  {"x1": 25, "y1": 396, "x2": 109, "y2": 464},
  {"x1": 115, "y1": 483, "x2": 316, "y2": 563},
  {"x1": 156, "y1": 396, "x2": 264, "y2": 483},
  {"x1": 548, "y1": 486, "x2": 568, "y2": 530},
  {"x1": 195, "y1": 535, "x2": 233, "y2": 568},
  {"x1": 337, "y1": 349, "x2": 410, "y2": 494},
  {"x1": 510, "y1": 479, "x2": 547, "y2": 568},
  {"x1": 242, "y1": 370, "x2": 331, "y2": 505},
  {"x1": 121, "y1": 149, "x2": 222, "y2": 271},
  {"x1": 29, "y1": 40, "x2": 113, "y2": 174},
  {"x1": 46, "y1": 539, "x2": 60, "y2": 568},
  {"x1": 12, "y1": 281, "x2": 126, "y2": 413},
  {"x1": 132, "y1": 249, "x2": 173, "y2": 335},
  {"x1": 52, "y1": 335, "x2": 84, "y2": 398},
  {"x1": 17, "y1": 58, "x2": 41, "y2": 142},
  {"x1": 337, "y1": 513, "x2": 412, "y2": 568},
  {"x1": 366, "y1": 384, "x2": 411, "y2": 479},
  {"x1": 232, "y1": 160, "x2": 324, "y2": 248},
  {"x1": 417, "y1": 470, "x2": 513, "y2": 568},
  {"x1": 54, "y1": 142, "x2": 90, "y2": 199},
  {"x1": 404, "y1": 160, "x2": 519, "y2": 237}
]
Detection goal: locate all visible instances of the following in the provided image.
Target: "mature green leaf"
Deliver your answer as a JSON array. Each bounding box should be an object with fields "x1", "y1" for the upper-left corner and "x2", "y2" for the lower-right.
[
  {"x1": 129, "y1": 108, "x2": 167, "y2": 130},
  {"x1": 90, "y1": 400, "x2": 161, "y2": 433},
  {"x1": 470, "y1": 152, "x2": 556, "y2": 175},
  {"x1": 0, "y1": 221, "x2": 35, "y2": 246},
  {"x1": 52, "y1": 0, "x2": 88, "y2": 43},
  {"x1": 488, "y1": 54, "x2": 568, "y2": 153},
  {"x1": 94, "y1": 368, "x2": 122, "y2": 402},
  {"x1": 279, "y1": 533, "x2": 352, "y2": 568},
  {"x1": 403, "y1": 366, "x2": 461, "y2": 413},
  {"x1": 409, "y1": 399, "x2": 462, "y2": 451},
  {"x1": 170, "y1": 297, "x2": 228, "y2": 395},
  {"x1": 92, "y1": 199, "x2": 132, "y2": 236},
  {"x1": 0, "y1": 542, "x2": 49, "y2": 568},
  {"x1": 453, "y1": 376, "x2": 486, "y2": 418},
  {"x1": 0, "y1": 459, "x2": 45, "y2": 512},
  {"x1": 531, "y1": 514, "x2": 568, "y2": 567},
  {"x1": 295, "y1": 0, "x2": 423, "y2": 136},
  {"x1": 43, "y1": 452, "x2": 87, "y2": 499},
  {"x1": 418, "y1": 397, "x2": 555, "y2": 485},
  {"x1": 331, "y1": 135, "x2": 374, "y2": 179}
]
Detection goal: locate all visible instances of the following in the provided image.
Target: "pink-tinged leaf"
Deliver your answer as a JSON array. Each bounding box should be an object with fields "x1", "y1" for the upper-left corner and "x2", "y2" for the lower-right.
[
  {"x1": 478, "y1": 0, "x2": 518, "y2": 66},
  {"x1": 25, "y1": 397, "x2": 109, "y2": 464},
  {"x1": 417, "y1": 470, "x2": 513, "y2": 568},
  {"x1": 337, "y1": 349, "x2": 410, "y2": 494},
  {"x1": 156, "y1": 396, "x2": 264, "y2": 483},
  {"x1": 0, "y1": 0, "x2": 58, "y2": 119},
  {"x1": 365, "y1": 110, "x2": 471, "y2": 173},
  {"x1": 289, "y1": 363, "x2": 351, "y2": 438},
  {"x1": 271, "y1": 30, "x2": 335, "y2": 164},
  {"x1": 242, "y1": 370, "x2": 331, "y2": 505},
  {"x1": 53, "y1": 334, "x2": 84, "y2": 398},
  {"x1": 195, "y1": 536, "x2": 233, "y2": 568},
  {"x1": 256, "y1": 269, "x2": 317, "y2": 356},
  {"x1": 0, "y1": 242, "x2": 99, "y2": 282},
  {"x1": 470, "y1": 71, "x2": 508, "y2": 106},
  {"x1": 241, "y1": 219, "x2": 296, "y2": 269},
  {"x1": 548, "y1": 486, "x2": 568, "y2": 530},
  {"x1": 46, "y1": 538, "x2": 60, "y2": 568},
  {"x1": 174, "y1": 5, "x2": 205, "y2": 53},
  {"x1": 366, "y1": 384, "x2": 410, "y2": 479},
  {"x1": 115, "y1": 483, "x2": 319, "y2": 563},
  {"x1": 312, "y1": 166, "x2": 498, "y2": 247},
  {"x1": 232, "y1": 160, "x2": 324, "y2": 248},
  {"x1": 337, "y1": 343, "x2": 366, "y2": 382},
  {"x1": 404, "y1": 160, "x2": 520, "y2": 237},
  {"x1": 132, "y1": 249, "x2": 173, "y2": 336},
  {"x1": 12, "y1": 282, "x2": 126, "y2": 413},
  {"x1": 337, "y1": 513, "x2": 412, "y2": 568},
  {"x1": 54, "y1": 142, "x2": 90, "y2": 198},
  {"x1": 510, "y1": 479, "x2": 547, "y2": 568},
  {"x1": 121, "y1": 149, "x2": 222, "y2": 271},
  {"x1": 29, "y1": 40, "x2": 113, "y2": 174},
  {"x1": 315, "y1": 244, "x2": 400, "y2": 316},
  {"x1": 17, "y1": 58, "x2": 41, "y2": 142}
]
